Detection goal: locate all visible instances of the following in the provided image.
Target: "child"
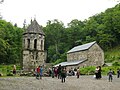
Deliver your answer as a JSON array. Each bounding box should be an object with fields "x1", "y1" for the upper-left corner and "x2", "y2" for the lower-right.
[
  {"x1": 76, "y1": 68, "x2": 80, "y2": 78},
  {"x1": 107, "y1": 69, "x2": 113, "y2": 82},
  {"x1": 13, "y1": 65, "x2": 16, "y2": 75}
]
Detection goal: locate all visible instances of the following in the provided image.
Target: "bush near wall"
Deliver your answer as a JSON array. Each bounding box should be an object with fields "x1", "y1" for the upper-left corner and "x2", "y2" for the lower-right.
[
  {"x1": 0, "y1": 64, "x2": 21, "y2": 76},
  {"x1": 80, "y1": 66, "x2": 120, "y2": 75}
]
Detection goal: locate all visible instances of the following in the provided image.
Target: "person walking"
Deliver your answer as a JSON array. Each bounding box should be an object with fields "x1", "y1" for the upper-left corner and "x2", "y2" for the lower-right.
[{"x1": 108, "y1": 69, "x2": 113, "y2": 82}]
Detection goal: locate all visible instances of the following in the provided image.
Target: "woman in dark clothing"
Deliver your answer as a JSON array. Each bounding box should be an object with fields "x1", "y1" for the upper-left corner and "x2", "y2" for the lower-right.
[
  {"x1": 61, "y1": 67, "x2": 66, "y2": 83},
  {"x1": 98, "y1": 66, "x2": 102, "y2": 79},
  {"x1": 117, "y1": 68, "x2": 120, "y2": 78},
  {"x1": 57, "y1": 65, "x2": 62, "y2": 79},
  {"x1": 95, "y1": 66, "x2": 99, "y2": 79}
]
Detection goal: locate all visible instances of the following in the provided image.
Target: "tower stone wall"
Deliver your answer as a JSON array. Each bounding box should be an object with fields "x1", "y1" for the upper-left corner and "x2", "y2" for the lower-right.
[{"x1": 22, "y1": 20, "x2": 45, "y2": 71}]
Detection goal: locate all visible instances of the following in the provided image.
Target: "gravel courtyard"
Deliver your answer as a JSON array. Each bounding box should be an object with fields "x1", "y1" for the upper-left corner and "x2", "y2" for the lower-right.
[{"x1": 0, "y1": 75, "x2": 120, "y2": 90}]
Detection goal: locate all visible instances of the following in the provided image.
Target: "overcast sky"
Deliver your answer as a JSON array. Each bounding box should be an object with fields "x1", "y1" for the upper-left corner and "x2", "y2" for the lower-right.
[{"x1": 0, "y1": 0, "x2": 119, "y2": 27}]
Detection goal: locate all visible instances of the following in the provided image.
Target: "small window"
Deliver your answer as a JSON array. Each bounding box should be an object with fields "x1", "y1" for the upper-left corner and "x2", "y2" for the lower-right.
[
  {"x1": 34, "y1": 39, "x2": 37, "y2": 49},
  {"x1": 41, "y1": 40, "x2": 43, "y2": 50},
  {"x1": 27, "y1": 39, "x2": 30, "y2": 48}
]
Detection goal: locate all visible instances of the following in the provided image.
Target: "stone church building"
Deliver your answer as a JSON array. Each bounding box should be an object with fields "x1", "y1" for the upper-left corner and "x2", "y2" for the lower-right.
[
  {"x1": 22, "y1": 19, "x2": 46, "y2": 71},
  {"x1": 55, "y1": 41, "x2": 104, "y2": 68},
  {"x1": 67, "y1": 41, "x2": 104, "y2": 67}
]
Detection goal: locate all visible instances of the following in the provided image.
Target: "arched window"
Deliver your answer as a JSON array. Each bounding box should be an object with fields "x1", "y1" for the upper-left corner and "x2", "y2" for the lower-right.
[
  {"x1": 34, "y1": 39, "x2": 37, "y2": 49},
  {"x1": 27, "y1": 39, "x2": 30, "y2": 48},
  {"x1": 41, "y1": 40, "x2": 43, "y2": 50}
]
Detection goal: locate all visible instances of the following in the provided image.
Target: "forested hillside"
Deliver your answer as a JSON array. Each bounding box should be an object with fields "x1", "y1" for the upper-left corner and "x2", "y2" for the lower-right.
[
  {"x1": 0, "y1": 4, "x2": 120, "y2": 64},
  {"x1": 44, "y1": 4, "x2": 120, "y2": 63},
  {"x1": 0, "y1": 20, "x2": 24, "y2": 64}
]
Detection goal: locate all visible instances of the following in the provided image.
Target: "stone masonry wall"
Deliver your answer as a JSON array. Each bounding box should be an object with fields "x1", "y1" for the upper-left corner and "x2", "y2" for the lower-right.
[
  {"x1": 23, "y1": 33, "x2": 45, "y2": 71},
  {"x1": 67, "y1": 50, "x2": 88, "y2": 61},
  {"x1": 87, "y1": 43, "x2": 104, "y2": 66},
  {"x1": 67, "y1": 43, "x2": 104, "y2": 67}
]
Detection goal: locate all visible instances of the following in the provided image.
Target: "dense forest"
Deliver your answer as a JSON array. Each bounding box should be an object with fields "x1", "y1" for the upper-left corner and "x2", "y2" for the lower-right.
[{"x1": 0, "y1": 4, "x2": 120, "y2": 65}]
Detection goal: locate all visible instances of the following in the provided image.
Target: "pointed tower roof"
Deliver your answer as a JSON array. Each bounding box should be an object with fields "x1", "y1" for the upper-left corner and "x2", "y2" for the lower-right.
[{"x1": 24, "y1": 19, "x2": 45, "y2": 35}]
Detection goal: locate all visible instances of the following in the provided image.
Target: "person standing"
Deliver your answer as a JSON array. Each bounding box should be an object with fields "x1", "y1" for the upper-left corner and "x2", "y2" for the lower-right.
[
  {"x1": 40, "y1": 66, "x2": 43, "y2": 79},
  {"x1": 54, "y1": 67, "x2": 58, "y2": 78},
  {"x1": 57, "y1": 65, "x2": 62, "y2": 79},
  {"x1": 13, "y1": 65, "x2": 16, "y2": 75},
  {"x1": 108, "y1": 69, "x2": 113, "y2": 82},
  {"x1": 98, "y1": 66, "x2": 102, "y2": 79},
  {"x1": 95, "y1": 66, "x2": 99, "y2": 79},
  {"x1": 76, "y1": 68, "x2": 80, "y2": 78},
  {"x1": 51, "y1": 67, "x2": 54, "y2": 78},
  {"x1": 61, "y1": 67, "x2": 67, "y2": 83},
  {"x1": 36, "y1": 66, "x2": 40, "y2": 79},
  {"x1": 117, "y1": 68, "x2": 120, "y2": 78}
]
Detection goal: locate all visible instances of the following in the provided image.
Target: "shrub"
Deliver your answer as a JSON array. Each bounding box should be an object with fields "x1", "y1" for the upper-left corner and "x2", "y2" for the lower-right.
[
  {"x1": 53, "y1": 59, "x2": 64, "y2": 65},
  {"x1": 112, "y1": 61, "x2": 120, "y2": 66},
  {"x1": 80, "y1": 66, "x2": 120, "y2": 75},
  {"x1": 7, "y1": 73, "x2": 13, "y2": 76},
  {"x1": 80, "y1": 66, "x2": 95, "y2": 75}
]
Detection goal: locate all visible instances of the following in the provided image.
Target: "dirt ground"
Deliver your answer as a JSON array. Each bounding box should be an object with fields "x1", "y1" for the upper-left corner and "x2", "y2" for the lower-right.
[{"x1": 0, "y1": 75, "x2": 120, "y2": 90}]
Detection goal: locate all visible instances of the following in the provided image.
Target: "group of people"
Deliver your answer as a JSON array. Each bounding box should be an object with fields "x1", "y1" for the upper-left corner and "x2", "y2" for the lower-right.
[
  {"x1": 94, "y1": 66, "x2": 120, "y2": 82},
  {"x1": 107, "y1": 68, "x2": 120, "y2": 82},
  {"x1": 47, "y1": 65, "x2": 80, "y2": 82},
  {"x1": 36, "y1": 66, "x2": 43, "y2": 79},
  {"x1": 13, "y1": 64, "x2": 120, "y2": 83},
  {"x1": 95, "y1": 66, "x2": 102, "y2": 79},
  {"x1": 68, "y1": 68, "x2": 80, "y2": 78},
  {"x1": 48, "y1": 65, "x2": 67, "y2": 83}
]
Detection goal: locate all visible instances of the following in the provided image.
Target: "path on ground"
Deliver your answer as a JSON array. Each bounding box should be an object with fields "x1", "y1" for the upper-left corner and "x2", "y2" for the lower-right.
[{"x1": 0, "y1": 75, "x2": 120, "y2": 90}]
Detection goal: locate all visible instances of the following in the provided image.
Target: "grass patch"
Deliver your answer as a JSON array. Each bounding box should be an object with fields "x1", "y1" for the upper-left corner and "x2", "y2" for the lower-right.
[
  {"x1": 80, "y1": 66, "x2": 120, "y2": 75},
  {"x1": 0, "y1": 64, "x2": 21, "y2": 76},
  {"x1": 105, "y1": 46, "x2": 120, "y2": 63}
]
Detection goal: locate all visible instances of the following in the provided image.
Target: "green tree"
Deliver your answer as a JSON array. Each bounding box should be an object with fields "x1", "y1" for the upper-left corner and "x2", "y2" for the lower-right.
[
  {"x1": 0, "y1": 20, "x2": 23, "y2": 64},
  {"x1": 44, "y1": 19, "x2": 65, "y2": 62}
]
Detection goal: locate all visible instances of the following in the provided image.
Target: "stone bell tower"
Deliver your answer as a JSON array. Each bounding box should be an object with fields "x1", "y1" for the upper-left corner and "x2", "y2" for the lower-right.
[{"x1": 22, "y1": 19, "x2": 45, "y2": 71}]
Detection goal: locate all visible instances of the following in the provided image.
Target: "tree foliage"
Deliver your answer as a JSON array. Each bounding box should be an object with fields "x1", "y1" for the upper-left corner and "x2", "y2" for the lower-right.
[
  {"x1": 43, "y1": 4, "x2": 120, "y2": 63},
  {"x1": 0, "y1": 4, "x2": 120, "y2": 64},
  {"x1": 0, "y1": 20, "x2": 24, "y2": 64}
]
